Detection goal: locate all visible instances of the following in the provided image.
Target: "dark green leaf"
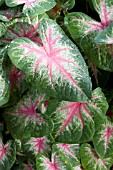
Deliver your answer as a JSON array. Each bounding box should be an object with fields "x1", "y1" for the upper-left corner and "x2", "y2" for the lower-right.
[{"x1": 0, "y1": 23, "x2": 6, "y2": 37}]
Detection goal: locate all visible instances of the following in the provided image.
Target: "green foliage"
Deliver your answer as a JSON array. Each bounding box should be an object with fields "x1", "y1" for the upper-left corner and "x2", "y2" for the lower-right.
[{"x1": 0, "y1": 0, "x2": 113, "y2": 169}]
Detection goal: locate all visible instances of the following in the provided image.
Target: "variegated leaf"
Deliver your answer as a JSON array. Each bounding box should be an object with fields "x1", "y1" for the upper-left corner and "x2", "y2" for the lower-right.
[
  {"x1": 5, "y1": 0, "x2": 56, "y2": 16},
  {"x1": 8, "y1": 18, "x2": 92, "y2": 102},
  {"x1": 22, "y1": 136, "x2": 50, "y2": 157},
  {"x1": 52, "y1": 87, "x2": 108, "y2": 143},
  {"x1": 95, "y1": 23, "x2": 113, "y2": 45},
  {"x1": 3, "y1": 91, "x2": 53, "y2": 139},
  {"x1": 65, "y1": 12, "x2": 113, "y2": 71},
  {"x1": 52, "y1": 100, "x2": 95, "y2": 143},
  {"x1": 85, "y1": 87, "x2": 108, "y2": 126},
  {"x1": 0, "y1": 139, "x2": 16, "y2": 170},
  {"x1": 93, "y1": 118, "x2": 113, "y2": 158},
  {"x1": 1, "y1": 16, "x2": 42, "y2": 46},
  {"x1": 52, "y1": 143, "x2": 80, "y2": 169},
  {"x1": 92, "y1": 0, "x2": 113, "y2": 24},
  {"x1": 0, "y1": 47, "x2": 10, "y2": 107},
  {"x1": 80, "y1": 143, "x2": 113, "y2": 170},
  {"x1": 0, "y1": 7, "x2": 22, "y2": 22},
  {"x1": 36, "y1": 153, "x2": 66, "y2": 170}
]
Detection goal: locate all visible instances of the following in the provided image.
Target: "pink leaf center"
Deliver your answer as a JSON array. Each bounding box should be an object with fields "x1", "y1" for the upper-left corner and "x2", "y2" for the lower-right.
[
  {"x1": 10, "y1": 96, "x2": 45, "y2": 123},
  {"x1": 0, "y1": 144, "x2": 6, "y2": 160},
  {"x1": 30, "y1": 137, "x2": 49, "y2": 153},
  {"x1": 55, "y1": 102, "x2": 92, "y2": 138}
]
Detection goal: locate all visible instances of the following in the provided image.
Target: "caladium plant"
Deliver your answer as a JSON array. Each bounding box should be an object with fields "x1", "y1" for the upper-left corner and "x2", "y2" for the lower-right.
[{"x1": 1, "y1": 0, "x2": 113, "y2": 169}]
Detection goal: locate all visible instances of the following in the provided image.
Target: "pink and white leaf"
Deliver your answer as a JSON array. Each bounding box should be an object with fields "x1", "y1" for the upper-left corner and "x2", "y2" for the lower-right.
[
  {"x1": 93, "y1": 119, "x2": 113, "y2": 158},
  {"x1": 0, "y1": 139, "x2": 16, "y2": 169},
  {"x1": 53, "y1": 100, "x2": 94, "y2": 143},
  {"x1": 24, "y1": 136, "x2": 50, "y2": 155},
  {"x1": 5, "y1": 0, "x2": 56, "y2": 15},
  {"x1": 80, "y1": 143, "x2": 113, "y2": 170},
  {"x1": 3, "y1": 92, "x2": 53, "y2": 139},
  {"x1": 8, "y1": 18, "x2": 92, "y2": 102}
]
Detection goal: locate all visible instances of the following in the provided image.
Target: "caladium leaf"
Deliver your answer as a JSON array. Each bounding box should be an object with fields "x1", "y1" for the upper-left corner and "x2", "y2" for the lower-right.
[
  {"x1": 0, "y1": 48, "x2": 10, "y2": 107},
  {"x1": 5, "y1": 0, "x2": 56, "y2": 16},
  {"x1": 36, "y1": 152, "x2": 66, "y2": 170},
  {"x1": 0, "y1": 139, "x2": 16, "y2": 170},
  {"x1": 65, "y1": 12, "x2": 113, "y2": 71},
  {"x1": 95, "y1": 23, "x2": 113, "y2": 44},
  {"x1": 0, "y1": 23, "x2": 6, "y2": 37},
  {"x1": 8, "y1": 18, "x2": 92, "y2": 102},
  {"x1": 52, "y1": 100, "x2": 95, "y2": 143},
  {"x1": 52, "y1": 87, "x2": 108, "y2": 143},
  {"x1": 93, "y1": 118, "x2": 113, "y2": 158},
  {"x1": 22, "y1": 136, "x2": 50, "y2": 157},
  {"x1": 3, "y1": 91, "x2": 53, "y2": 139},
  {"x1": 80, "y1": 143, "x2": 113, "y2": 170},
  {"x1": 1, "y1": 15, "x2": 42, "y2": 46},
  {"x1": 52, "y1": 143, "x2": 80, "y2": 169},
  {"x1": 92, "y1": 0, "x2": 113, "y2": 25}
]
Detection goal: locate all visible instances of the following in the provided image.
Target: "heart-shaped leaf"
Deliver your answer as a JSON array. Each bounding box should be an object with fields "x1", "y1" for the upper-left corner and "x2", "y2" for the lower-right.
[
  {"x1": 8, "y1": 18, "x2": 92, "y2": 102},
  {"x1": 65, "y1": 12, "x2": 113, "y2": 71},
  {"x1": 5, "y1": 0, "x2": 56, "y2": 16},
  {"x1": 3, "y1": 91, "x2": 53, "y2": 139}
]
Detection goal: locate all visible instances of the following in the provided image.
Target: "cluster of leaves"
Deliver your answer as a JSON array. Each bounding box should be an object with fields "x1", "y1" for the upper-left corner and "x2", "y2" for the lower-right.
[{"x1": 1, "y1": 0, "x2": 113, "y2": 169}]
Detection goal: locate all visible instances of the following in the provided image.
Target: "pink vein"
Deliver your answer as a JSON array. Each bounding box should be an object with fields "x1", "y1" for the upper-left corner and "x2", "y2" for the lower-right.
[
  {"x1": 55, "y1": 103, "x2": 82, "y2": 138},
  {"x1": 16, "y1": 27, "x2": 88, "y2": 97}
]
